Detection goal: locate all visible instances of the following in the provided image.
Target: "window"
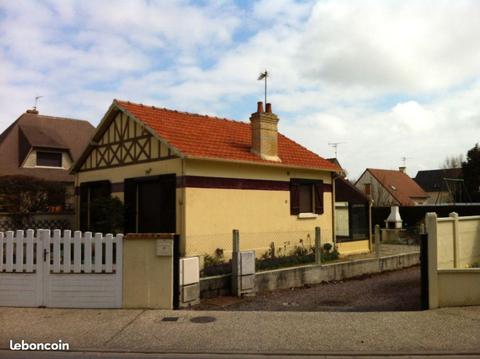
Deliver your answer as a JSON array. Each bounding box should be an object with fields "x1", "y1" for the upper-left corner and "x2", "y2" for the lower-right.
[
  {"x1": 290, "y1": 179, "x2": 324, "y2": 215},
  {"x1": 299, "y1": 183, "x2": 313, "y2": 213},
  {"x1": 364, "y1": 183, "x2": 371, "y2": 195},
  {"x1": 37, "y1": 151, "x2": 62, "y2": 167}
]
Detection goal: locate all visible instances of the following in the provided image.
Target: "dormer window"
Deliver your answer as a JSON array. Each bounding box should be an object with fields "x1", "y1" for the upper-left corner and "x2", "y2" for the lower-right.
[{"x1": 36, "y1": 151, "x2": 62, "y2": 167}]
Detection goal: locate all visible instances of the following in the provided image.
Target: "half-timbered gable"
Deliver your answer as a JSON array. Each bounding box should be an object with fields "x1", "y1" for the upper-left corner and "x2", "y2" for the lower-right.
[{"x1": 78, "y1": 111, "x2": 175, "y2": 171}]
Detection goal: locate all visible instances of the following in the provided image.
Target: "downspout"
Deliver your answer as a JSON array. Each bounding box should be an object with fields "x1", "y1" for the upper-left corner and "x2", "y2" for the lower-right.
[{"x1": 180, "y1": 158, "x2": 186, "y2": 257}]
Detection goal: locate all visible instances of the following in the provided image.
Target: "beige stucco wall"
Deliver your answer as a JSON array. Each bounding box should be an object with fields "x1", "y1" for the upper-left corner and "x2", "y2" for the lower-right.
[
  {"x1": 123, "y1": 236, "x2": 174, "y2": 309},
  {"x1": 438, "y1": 269, "x2": 480, "y2": 307},
  {"x1": 183, "y1": 159, "x2": 334, "y2": 259},
  {"x1": 337, "y1": 240, "x2": 370, "y2": 255}
]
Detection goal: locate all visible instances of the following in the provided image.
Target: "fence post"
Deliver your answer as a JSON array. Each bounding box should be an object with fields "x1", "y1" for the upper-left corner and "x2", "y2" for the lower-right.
[
  {"x1": 232, "y1": 229, "x2": 240, "y2": 254},
  {"x1": 425, "y1": 212, "x2": 439, "y2": 309},
  {"x1": 375, "y1": 225, "x2": 381, "y2": 259},
  {"x1": 449, "y1": 212, "x2": 459, "y2": 268},
  {"x1": 315, "y1": 227, "x2": 321, "y2": 265}
]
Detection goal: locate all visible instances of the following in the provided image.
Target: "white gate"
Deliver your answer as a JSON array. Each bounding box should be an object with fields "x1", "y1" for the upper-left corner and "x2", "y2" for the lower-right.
[{"x1": 0, "y1": 229, "x2": 123, "y2": 308}]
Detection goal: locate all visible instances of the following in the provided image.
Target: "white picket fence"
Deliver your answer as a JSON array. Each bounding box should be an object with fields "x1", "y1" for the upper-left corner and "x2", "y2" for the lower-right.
[{"x1": 0, "y1": 229, "x2": 123, "y2": 308}]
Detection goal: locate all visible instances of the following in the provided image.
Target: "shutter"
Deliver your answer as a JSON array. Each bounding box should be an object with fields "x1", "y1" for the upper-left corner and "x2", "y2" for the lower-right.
[
  {"x1": 290, "y1": 179, "x2": 300, "y2": 215},
  {"x1": 124, "y1": 179, "x2": 137, "y2": 233},
  {"x1": 79, "y1": 184, "x2": 89, "y2": 231},
  {"x1": 314, "y1": 180, "x2": 324, "y2": 214}
]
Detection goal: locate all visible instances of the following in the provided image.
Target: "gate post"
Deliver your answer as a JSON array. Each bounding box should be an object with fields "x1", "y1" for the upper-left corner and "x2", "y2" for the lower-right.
[
  {"x1": 420, "y1": 233, "x2": 429, "y2": 310},
  {"x1": 425, "y1": 212, "x2": 439, "y2": 309},
  {"x1": 374, "y1": 225, "x2": 381, "y2": 259}
]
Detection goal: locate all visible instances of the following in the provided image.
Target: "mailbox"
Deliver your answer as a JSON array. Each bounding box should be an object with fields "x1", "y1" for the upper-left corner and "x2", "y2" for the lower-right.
[{"x1": 156, "y1": 239, "x2": 173, "y2": 256}]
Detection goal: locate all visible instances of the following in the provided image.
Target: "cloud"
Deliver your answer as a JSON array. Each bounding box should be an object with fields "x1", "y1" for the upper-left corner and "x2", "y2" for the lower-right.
[{"x1": 1, "y1": 0, "x2": 479, "y2": 180}]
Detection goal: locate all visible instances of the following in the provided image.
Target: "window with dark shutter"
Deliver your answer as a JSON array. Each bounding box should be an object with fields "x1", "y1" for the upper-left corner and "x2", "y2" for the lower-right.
[{"x1": 290, "y1": 179, "x2": 324, "y2": 215}]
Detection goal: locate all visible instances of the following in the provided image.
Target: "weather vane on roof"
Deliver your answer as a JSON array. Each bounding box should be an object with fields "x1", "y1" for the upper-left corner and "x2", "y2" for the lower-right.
[
  {"x1": 34, "y1": 95, "x2": 43, "y2": 111},
  {"x1": 257, "y1": 70, "x2": 269, "y2": 105}
]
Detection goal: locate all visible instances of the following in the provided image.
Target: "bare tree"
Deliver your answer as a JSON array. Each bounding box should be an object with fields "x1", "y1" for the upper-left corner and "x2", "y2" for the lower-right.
[
  {"x1": 371, "y1": 182, "x2": 395, "y2": 207},
  {"x1": 440, "y1": 154, "x2": 464, "y2": 169}
]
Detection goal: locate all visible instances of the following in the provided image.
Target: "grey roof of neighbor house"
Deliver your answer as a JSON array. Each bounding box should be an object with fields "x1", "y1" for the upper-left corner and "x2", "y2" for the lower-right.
[
  {"x1": 0, "y1": 110, "x2": 95, "y2": 182},
  {"x1": 414, "y1": 168, "x2": 463, "y2": 192}
]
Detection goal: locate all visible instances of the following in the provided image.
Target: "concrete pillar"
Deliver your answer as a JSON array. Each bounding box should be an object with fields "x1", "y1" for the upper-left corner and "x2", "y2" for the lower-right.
[
  {"x1": 232, "y1": 229, "x2": 255, "y2": 297},
  {"x1": 123, "y1": 233, "x2": 174, "y2": 309},
  {"x1": 425, "y1": 212, "x2": 439, "y2": 309},
  {"x1": 315, "y1": 227, "x2": 322, "y2": 265}
]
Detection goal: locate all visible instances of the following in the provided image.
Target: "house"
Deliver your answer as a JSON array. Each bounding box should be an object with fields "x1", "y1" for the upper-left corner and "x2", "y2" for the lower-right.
[
  {"x1": 72, "y1": 99, "x2": 369, "y2": 259},
  {"x1": 0, "y1": 108, "x2": 94, "y2": 210},
  {"x1": 326, "y1": 158, "x2": 371, "y2": 254},
  {"x1": 355, "y1": 167, "x2": 428, "y2": 206},
  {"x1": 414, "y1": 168, "x2": 466, "y2": 204}
]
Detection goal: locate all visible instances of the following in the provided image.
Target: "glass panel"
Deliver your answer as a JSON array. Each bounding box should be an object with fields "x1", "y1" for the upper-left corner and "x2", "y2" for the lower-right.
[
  {"x1": 37, "y1": 151, "x2": 62, "y2": 167},
  {"x1": 299, "y1": 184, "x2": 313, "y2": 213}
]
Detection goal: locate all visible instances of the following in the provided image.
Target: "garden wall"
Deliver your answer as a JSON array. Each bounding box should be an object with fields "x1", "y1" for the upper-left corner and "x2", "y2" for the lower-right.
[{"x1": 200, "y1": 251, "x2": 419, "y2": 298}]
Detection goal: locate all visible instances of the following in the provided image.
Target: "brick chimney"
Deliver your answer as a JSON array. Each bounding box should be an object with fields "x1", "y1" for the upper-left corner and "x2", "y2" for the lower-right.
[
  {"x1": 399, "y1": 166, "x2": 406, "y2": 173},
  {"x1": 249, "y1": 101, "x2": 280, "y2": 162}
]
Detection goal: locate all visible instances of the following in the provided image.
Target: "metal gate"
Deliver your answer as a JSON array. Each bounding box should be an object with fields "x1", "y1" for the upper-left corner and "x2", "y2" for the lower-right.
[{"x1": 0, "y1": 229, "x2": 123, "y2": 308}]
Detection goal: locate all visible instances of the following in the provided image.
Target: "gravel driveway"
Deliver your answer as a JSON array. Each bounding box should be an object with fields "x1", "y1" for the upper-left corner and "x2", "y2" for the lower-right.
[{"x1": 194, "y1": 266, "x2": 421, "y2": 312}]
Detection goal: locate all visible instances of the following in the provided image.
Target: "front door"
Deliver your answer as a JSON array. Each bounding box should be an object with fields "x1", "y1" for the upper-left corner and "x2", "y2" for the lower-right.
[{"x1": 124, "y1": 174, "x2": 176, "y2": 233}]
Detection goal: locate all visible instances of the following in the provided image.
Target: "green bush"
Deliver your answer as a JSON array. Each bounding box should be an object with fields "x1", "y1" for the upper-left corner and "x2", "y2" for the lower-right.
[{"x1": 89, "y1": 196, "x2": 124, "y2": 234}]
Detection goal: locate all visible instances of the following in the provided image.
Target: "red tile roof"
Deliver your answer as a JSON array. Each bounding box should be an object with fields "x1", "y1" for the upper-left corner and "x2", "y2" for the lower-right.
[
  {"x1": 115, "y1": 100, "x2": 338, "y2": 171},
  {"x1": 367, "y1": 168, "x2": 428, "y2": 206}
]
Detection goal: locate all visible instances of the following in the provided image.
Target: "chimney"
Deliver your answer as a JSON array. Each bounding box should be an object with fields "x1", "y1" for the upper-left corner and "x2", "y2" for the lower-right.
[
  {"x1": 399, "y1": 166, "x2": 406, "y2": 173},
  {"x1": 26, "y1": 108, "x2": 39, "y2": 115},
  {"x1": 250, "y1": 101, "x2": 281, "y2": 162}
]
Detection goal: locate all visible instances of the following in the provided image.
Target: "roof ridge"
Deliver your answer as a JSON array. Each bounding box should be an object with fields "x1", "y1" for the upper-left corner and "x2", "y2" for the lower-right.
[
  {"x1": 21, "y1": 112, "x2": 91, "y2": 125},
  {"x1": 115, "y1": 99, "x2": 249, "y2": 126}
]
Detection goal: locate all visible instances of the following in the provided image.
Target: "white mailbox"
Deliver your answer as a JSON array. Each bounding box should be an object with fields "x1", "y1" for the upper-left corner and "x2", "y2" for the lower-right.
[{"x1": 156, "y1": 239, "x2": 173, "y2": 256}]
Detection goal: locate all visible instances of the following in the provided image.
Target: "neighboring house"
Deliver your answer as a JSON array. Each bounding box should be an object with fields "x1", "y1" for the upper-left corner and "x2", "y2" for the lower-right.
[
  {"x1": 72, "y1": 100, "x2": 366, "y2": 258},
  {"x1": 355, "y1": 167, "x2": 428, "y2": 206},
  {"x1": 0, "y1": 108, "x2": 95, "y2": 210},
  {"x1": 414, "y1": 168, "x2": 466, "y2": 204}
]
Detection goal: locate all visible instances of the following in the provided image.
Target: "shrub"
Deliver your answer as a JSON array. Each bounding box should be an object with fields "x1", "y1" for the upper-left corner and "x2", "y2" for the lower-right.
[
  {"x1": 323, "y1": 243, "x2": 333, "y2": 253},
  {"x1": 89, "y1": 196, "x2": 124, "y2": 234}
]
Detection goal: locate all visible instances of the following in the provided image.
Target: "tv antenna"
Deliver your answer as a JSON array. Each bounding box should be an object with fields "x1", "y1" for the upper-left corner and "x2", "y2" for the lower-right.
[
  {"x1": 34, "y1": 95, "x2": 43, "y2": 111},
  {"x1": 257, "y1": 70, "x2": 269, "y2": 105},
  {"x1": 328, "y1": 142, "x2": 345, "y2": 158}
]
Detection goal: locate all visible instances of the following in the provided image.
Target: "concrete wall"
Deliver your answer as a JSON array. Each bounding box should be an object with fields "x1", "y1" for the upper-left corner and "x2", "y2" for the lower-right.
[
  {"x1": 183, "y1": 159, "x2": 334, "y2": 259},
  {"x1": 122, "y1": 234, "x2": 174, "y2": 309},
  {"x1": 436, "y1": 214, "x2": 480, "y2": 269},
  {"x1": 437, "y1": 269, "x2": 480, "y2": 307},
  {"x1": 426, "y1": 212, "x2": 480, "y2": 309},
  {"x1": 199, "y1": 252, "x2": 419, "y2": 298}
]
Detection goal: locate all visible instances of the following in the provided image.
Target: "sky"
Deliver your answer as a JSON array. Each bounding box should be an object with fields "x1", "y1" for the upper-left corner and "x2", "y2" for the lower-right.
[{"x1": 1, "y1": 0, "x2": 480, "y2": 179}]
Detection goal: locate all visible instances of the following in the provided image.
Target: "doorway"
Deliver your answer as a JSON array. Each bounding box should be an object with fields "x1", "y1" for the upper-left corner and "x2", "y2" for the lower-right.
[{"x1": 124, "y1": 174, "x2": 176, "y2": 233}]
